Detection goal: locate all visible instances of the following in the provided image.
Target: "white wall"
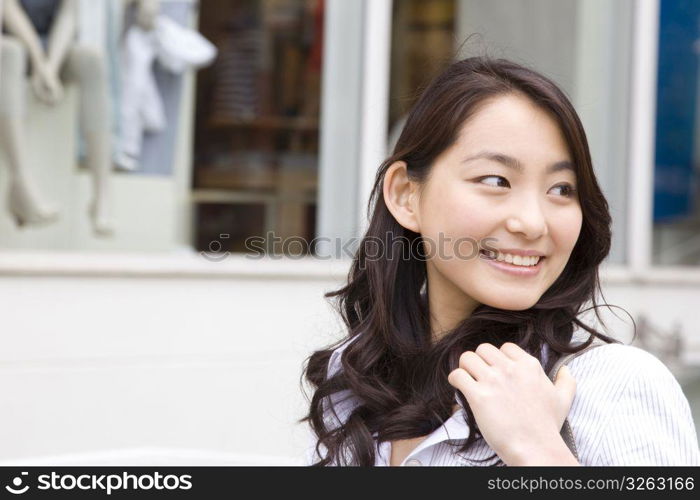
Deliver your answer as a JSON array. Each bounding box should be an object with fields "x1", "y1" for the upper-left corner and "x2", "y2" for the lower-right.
[{"x1": 0, "y1": 254, "x2": 351, "y2": 465}]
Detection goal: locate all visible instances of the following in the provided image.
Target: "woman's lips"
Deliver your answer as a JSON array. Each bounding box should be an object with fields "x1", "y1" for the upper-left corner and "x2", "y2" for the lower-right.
[{"x1": 479, "y1": 250, "x2": 545, "y2": 277}]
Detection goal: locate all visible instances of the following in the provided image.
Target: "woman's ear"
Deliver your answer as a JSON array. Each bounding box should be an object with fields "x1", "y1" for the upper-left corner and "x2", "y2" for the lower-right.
[{"x1": 383, "y1": 161, "x2": 421, "y2": 233}]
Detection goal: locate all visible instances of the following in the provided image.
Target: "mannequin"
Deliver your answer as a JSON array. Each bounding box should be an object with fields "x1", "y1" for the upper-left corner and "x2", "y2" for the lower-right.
[
  {"x1": 0, "y1": 0, "x2": 62, "y2": 229},
  {"x1": 129, "y1": 0, "x2": 159, "y2": 31},
  {"x1": 0, "y1": 0, "x2": 158, "y2": 236}
]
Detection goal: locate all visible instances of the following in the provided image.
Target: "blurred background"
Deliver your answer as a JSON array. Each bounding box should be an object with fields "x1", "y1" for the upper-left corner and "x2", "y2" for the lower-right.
[{"x1": 0, "y1": 0, "x2": 699, "y2": 465}]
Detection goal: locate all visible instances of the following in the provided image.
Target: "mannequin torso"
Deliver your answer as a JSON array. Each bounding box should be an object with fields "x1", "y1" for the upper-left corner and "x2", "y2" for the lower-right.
[{"x1": 19, "y1": 0, "x2": 60, "y2": 35}]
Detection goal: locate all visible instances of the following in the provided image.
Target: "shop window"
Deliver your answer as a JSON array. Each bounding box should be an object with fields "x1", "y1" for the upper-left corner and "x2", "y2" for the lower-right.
[
  {"x1": 389, "y1": 0, "x2": 455, "y2": 140},
  {"x1": 193, "y1": 0, "x2": 323, "y2": 256},
  {"x1": 651, "y1": 0, "x2": 700, "y2": 266}
]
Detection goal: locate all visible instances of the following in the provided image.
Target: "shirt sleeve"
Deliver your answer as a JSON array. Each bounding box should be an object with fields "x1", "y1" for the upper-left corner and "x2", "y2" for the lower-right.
[
  {"x1": 594, "y1": 346, "x2": 700, "y2": 465},
  {"x1": 302, "y1": 347, "x2": 343, "y2": 466},
  {"x1": 303, "y1": 336, "x2": 362, "y2": 466}
]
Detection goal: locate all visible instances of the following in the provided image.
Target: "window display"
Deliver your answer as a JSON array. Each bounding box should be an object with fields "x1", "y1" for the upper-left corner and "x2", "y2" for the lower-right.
[{"x1": 1, "y1": 0, "x2": 113, "y2": 235}]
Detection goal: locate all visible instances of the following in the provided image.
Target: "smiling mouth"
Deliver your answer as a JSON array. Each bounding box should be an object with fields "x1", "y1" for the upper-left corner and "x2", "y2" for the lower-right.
[{"x1": 479, "y1": 249, "x2": 547, "y2": 269}]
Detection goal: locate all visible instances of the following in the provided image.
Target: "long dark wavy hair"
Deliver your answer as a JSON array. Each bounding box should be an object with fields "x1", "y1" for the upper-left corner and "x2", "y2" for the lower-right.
[{"x1": 300, "y1": 55, "x2": 621, "y2": 466}]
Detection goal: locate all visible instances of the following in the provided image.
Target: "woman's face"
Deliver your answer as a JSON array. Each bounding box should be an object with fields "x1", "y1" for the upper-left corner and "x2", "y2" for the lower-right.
[{"x1": 385, "y1": 93, "x2": 583, "y2": 332}]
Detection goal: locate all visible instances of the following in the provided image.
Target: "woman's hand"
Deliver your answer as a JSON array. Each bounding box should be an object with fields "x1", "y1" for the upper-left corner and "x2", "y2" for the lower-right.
[{"x1": 448, "y1": 342, "x2": 578, "y2": 465}]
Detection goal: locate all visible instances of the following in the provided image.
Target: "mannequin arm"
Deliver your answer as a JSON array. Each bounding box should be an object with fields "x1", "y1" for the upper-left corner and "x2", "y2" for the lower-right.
[
  {"x1": 45, "y1": 0, "x2": 77, "y2": 75},
  {"x1": 2, "y1": 0, "x2": 49, "y2": 70}
]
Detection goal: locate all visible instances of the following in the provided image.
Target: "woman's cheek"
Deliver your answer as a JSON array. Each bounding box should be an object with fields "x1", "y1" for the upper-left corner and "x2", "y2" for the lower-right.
[{"x1": 555, "y1": 207, "x2": 583, "y2": 254}]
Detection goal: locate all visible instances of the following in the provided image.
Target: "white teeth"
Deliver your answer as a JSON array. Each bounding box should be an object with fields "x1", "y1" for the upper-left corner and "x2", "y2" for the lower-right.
[{"x1": 491, "y1": 251, "x2": 542, "y2": 267}]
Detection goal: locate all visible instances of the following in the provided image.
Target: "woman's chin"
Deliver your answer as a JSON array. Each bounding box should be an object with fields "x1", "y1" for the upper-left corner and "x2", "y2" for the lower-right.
[{"x1": 479, "y1": 295, "x2": 540, "y2": 311}]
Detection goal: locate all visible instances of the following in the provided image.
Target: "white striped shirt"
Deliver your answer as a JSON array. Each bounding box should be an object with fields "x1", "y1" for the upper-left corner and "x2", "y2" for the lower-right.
[{"x1": 308, "y1": 333, "x2": 700, "y2": 466}]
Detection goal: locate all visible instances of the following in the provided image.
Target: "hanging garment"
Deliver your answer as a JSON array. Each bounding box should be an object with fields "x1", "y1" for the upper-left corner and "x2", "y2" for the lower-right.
[
  {"x1": 115, "y1": 25, "x2": 163, "y2": 171},
  {"x1": 115, "y1": 14, "x2": 216, "y2": 171}
]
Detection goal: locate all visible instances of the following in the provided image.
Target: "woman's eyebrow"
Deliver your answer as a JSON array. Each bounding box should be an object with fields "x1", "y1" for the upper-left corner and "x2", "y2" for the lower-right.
[{"x1": 462, "y1": 151, "x2": 574, "y2": 174}]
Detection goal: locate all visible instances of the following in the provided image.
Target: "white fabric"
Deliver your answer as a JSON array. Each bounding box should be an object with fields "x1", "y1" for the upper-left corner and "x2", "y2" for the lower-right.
[
  {"x1": 154, "y1": 15, "x2": 216, "y2": 73},
  {"x1": 117, "y1": 24, "x2": 164, "y2": 167},
  {"x1": 116, "y1": 12, "x2": 215, "y2": 169},
  {"x1": 307, "y1": 331, "x2": 700, "y2": 466}
]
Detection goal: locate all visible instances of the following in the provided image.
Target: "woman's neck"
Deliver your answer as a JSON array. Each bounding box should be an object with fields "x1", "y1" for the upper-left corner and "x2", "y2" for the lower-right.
[{"x1": 425, "y1": 268, "x2": 480, "y2": 342}]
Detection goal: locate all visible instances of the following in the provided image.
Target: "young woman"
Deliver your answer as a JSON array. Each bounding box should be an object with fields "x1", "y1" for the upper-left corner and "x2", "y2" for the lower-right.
[{"x1": 301, "y1": 56, "x2": 700, "y2": 466}]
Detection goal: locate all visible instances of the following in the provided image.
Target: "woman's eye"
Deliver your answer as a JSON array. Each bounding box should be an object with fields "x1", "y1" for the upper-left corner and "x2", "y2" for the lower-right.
[
  {"x1": 549, "y1": 183, "x2": 578, "y2": 197},
  {"x1": 477, "y1": 175, "x2": 576, "y2": 198},
  {"x1": 477, "y1": 175, "x2": 510, "y2": 188}
]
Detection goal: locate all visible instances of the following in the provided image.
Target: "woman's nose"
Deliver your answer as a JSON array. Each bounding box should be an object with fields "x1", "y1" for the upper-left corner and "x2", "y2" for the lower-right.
[{"x1": 505, "y1": 199, "x2": 548, "y2": 240}]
